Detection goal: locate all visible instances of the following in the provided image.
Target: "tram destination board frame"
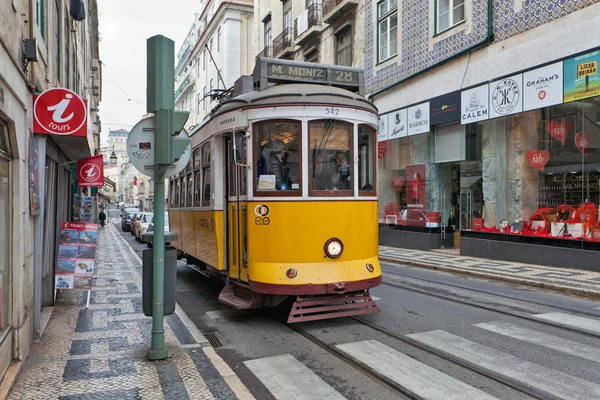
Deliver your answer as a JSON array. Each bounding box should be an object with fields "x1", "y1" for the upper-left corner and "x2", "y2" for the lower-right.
[{"x1": 254, "y1": 57, "x2": 364, "y2": 96}]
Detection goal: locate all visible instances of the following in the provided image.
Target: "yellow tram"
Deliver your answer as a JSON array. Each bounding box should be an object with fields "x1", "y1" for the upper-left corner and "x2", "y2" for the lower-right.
[{"x1": 168, "y1": 58, "x2": 382, "y2": 322}]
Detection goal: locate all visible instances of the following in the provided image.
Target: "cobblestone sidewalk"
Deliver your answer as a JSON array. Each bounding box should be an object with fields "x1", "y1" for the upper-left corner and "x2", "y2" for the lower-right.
[
  {"x1": 379, "y1": 246, "x2": 600, "y2": 299},
  {"x1": 9, "y1": 224, "x2": 252, "y2": 400}
]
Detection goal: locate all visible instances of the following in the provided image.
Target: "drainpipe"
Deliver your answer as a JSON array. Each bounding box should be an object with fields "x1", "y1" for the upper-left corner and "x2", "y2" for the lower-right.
[{"x1": 368, "y1": 0, "x2": 494, "y2": 101}]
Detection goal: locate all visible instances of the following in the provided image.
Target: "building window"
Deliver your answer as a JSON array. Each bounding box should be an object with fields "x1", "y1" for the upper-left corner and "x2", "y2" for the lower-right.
[
  {"x1": 55, "y1": 0, "x2": 60, "y2": 81},
  {"x1": 437, "y1": 0, "x2": 465, "y2": 33},
  {"x1": 201, "y1": 144, "x2": 211, "y2": 206},
  {"x1": 336, "y1": 28, "x2": 352, "y2": 66},
  {"x1": 264, "y1": 16, "x2": 272, "y2": 53},
  {"x1": 203, "y1": 50, "x2": 206, "y2": 70},
  {"x1": 36, "y1": 0, "x2": 45, "y2": 39},
  {"x1": 217, "y1": 27, "x2": 221, "y2": 51},
  {"x1": 305, "y1": 49, "x2": 318, "y2": 63},
  {"x1": 283, "y1": 0, "x2": 292, "y2": 31},
  {"x1": 202, "y1": 87, "x2": 206, "y2": 110},
  {"x1": 377, "y1": 0, "x2": 398, "y2": 62}
]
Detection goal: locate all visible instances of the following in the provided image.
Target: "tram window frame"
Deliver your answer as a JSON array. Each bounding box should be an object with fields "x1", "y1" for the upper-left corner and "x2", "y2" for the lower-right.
[
  {"x1": 175, "y1": 178, "x2": 181, "y2": 207},
  {"x1": 187, "y1": 173, "x2": 193, "y2": 205},
  {"x1": 253, "y1": 120, "x2": 302, "y2": 196},
  {"x1": 308, "y1": 120, "x2": 354, "y2": 197},
  {"x1": 358, "y1": 124, "x2": 377, "y2": 196},
  {"x1": 181, "y1": 175, "x2": 187, "y2": 207},
  {"x1": 169, "y1": 179, "x2": 175, "y2": 208},
  {"x1": 229, "y1": 136, "x2": 248, "y2": 197},
  {"x1": 193, "y1": 148, "x2": 202, "y2": 207},
  {"x1": 201, "y1": 143, "x2": 211, "y2": 207}
]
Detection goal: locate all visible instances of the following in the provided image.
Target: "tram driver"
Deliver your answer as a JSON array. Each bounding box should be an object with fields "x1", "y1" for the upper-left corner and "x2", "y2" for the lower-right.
[
  {"x1": 268, "y1": 139, "x2": 292, "y2": 190},
  {"x1": 331, "y1": 151, "x2": 351, "y2": 191}
]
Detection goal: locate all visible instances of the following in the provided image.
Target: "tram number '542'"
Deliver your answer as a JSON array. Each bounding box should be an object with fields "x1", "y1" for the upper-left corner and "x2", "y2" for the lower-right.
[{"x1": 325, "y1": 107, "x2": 340, "y2": 115}]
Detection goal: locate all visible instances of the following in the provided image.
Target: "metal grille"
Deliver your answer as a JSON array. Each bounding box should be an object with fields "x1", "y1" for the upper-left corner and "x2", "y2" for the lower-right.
[{"x1": 204, "y1": 332, "x2": 223, "y2": 348}]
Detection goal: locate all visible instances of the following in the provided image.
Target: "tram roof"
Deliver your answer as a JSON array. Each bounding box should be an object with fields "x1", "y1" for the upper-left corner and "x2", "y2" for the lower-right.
[{"x1": 214, "y1": 83, "x2": 378, "y2": 116}]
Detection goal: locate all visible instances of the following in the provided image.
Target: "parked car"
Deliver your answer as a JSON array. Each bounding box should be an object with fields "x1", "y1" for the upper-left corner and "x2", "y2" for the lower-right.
[
  {"x1": 146, "y1": 213, "x2": 170, "y2": 248},
  {"x1": 121, "y1": 207, "x2": 139, "y2": 231},
  {"x1": 134, "y1": 212, "x2": 154, "y2": 242},
  {"x1": 129, "y1": 212, "x2": 143, "y2": 235}
]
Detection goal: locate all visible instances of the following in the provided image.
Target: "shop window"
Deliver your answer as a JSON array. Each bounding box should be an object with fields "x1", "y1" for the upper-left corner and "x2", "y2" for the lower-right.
[
  {"x1": 202, "y1": 144, "x2": 211, "y2": 206},
  {"x1": 255, "y1": 121, "x2": 301, "y2": 194},
  {"x1": 309, "y1": 120, "x2": 353, "y2": 195},
  {"x1": 377, "y1": 0, "x2": 397, "y2": 63},
  {"x1": 0, "y1": 119, "x2": 10, "y2": 330},
  {"x1": 359, "y1": 125, "x2": 376, "y2": 195},
  {"x1": 436, "y1": 0, "x2": 465, "y2": 34}
]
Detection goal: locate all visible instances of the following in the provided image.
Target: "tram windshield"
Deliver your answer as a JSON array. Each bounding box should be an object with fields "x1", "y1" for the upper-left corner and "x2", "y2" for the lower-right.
[
  {"x1": 309, "y1": 120, "x2": 353, "y2": 193},
  {"x1": 256, "y1": 121, "x2": 301, "y2": 192}
]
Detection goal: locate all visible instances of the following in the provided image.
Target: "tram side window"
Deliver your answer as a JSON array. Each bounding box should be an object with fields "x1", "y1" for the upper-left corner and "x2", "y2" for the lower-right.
[
  {"x1": 181, "y1": 176, "x2": 187, "y2": 207},
  {"x1": 187, "y1": 173, "x2": 193, "y2": 205},
  {"x1": 175, "y1": 178, "x2": 181, "y2": 207},
  {"x1": 202, "y1": 144, "x2": 211, "y2": 206},
  {"x1": 256, "y1": 121, "x2": 301, "y2": 193},
  {"x1": 309, "y1": 120, "x2": 353, "y2": 194},
  {"x1": 169, "y1": 179, "x2": 175, "y2": 208},
  {"x1": 229, "y1": 135, "x2": 248, "y2": 197},
  {"x1": 358, "y1": 125, "x2": 376, "y2": 194},
  {"x1": 193, "y1": 148, "x2": 202, "y2": 207}
]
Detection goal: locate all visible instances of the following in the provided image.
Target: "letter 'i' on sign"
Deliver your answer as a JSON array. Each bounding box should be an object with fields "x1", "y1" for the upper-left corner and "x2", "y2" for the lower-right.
[{"x1": 33, "y1": 88, "x2": 88, "y2": 137}]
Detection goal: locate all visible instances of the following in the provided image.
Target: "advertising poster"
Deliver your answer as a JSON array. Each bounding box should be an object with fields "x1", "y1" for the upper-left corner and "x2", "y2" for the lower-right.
[
  {"x1": 377, "y1": 113, "x2": 389, "y2": 142},
  {"x1": 406, "y1": 164, "x2": 426, "y2": 209},
  {"x1": 523, "y1": 62, "x2": 563, "y2": 111},
  {"x1": 489, "y1": 74, "x2": 523, "y2": 119},
  {"x1": 73, "y1": 194, "x2": 95, "y2": 222},
  {"x1": 55, "y1": 221, "x2": 98, "y2": 290},
  {"x1": 564, "y1": 49, "x2": 600, "y2": 103},
  {"x1": 407, "y1": 102, "x2": 430, "y2": 136},
  {"x1": 388, "y1": 108, "x2": 408, "y2": 140},
  {"x1": 430, "y1": 91, "x2": 461, "y2": 126},
  {"x1": 461, "y1": 85, "x2": 489, "y2": 125}
]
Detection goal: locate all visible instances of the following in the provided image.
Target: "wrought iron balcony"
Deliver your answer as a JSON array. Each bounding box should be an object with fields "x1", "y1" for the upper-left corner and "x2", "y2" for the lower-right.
[
  {"x1": 323, "y1": 0, "x2": 358, "y2": 23},
  {"x1": 273, "y1": 27, "x2": 295, "y2": 58},
  {"x1": 295, "y1": 3, "x2": 324, "y2": 45},
  {"x1": 257, "y1": 45, "x2": 273, "y2": 59}
]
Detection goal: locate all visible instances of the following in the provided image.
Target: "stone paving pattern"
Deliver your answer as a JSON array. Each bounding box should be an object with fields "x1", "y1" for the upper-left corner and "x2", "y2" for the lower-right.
[
  {"x1": 379, "y1": 246, "x2": 600, "y2": 294},
  {"x1": 9, "y1": 224, "x2": 239, "y2": 400}
]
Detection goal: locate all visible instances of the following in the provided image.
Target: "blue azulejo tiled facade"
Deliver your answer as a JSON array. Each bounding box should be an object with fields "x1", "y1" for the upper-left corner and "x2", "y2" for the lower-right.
[{"x1": 364, "y1": 0, "x2": 600, "y2": 94}]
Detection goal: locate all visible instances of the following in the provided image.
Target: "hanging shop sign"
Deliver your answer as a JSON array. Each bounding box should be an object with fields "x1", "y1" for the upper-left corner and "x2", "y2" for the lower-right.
[
  {"x1": 407, "y1": 102, "x2": 430, "y2": 136},
  {"x1": 430, "y1": 91, "x2": 461, "y2": 126},
  {"x1": 388, "y1": 108, "x2": 408, "y2": 140},
  {"x1": 461, "y1": 85, "x2": 489, "y2": 125},
  {"x1": 55, "y1": 221, "x2": 98, "y2": 290},
  {"x1": 377, "y1": 113, "x2": 389, "y2": 142},
  {"x1": 33, "y1": 88, "x2": 88, "y2": 137},
  {"x1": 563, "y1": 49, "x2": 600, "y2": 102},
  {"x1": 489, "y1": 74, "x2": 523, "y2": 119},
  {"x1": 77, "y1": 155, "x2": 104, "y2": 188},
  {"x1": 523, "y1": 62, "x2": 564, "y2": 111}
]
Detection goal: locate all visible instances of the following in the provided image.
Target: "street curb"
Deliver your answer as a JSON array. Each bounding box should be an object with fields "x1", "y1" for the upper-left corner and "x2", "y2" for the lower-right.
[
  {"x1": 114, "y1": 223, "x2": 255, "y2": 399},
  {"x1": 379, "y1": 256, "x2": 600, "y2": 301}
]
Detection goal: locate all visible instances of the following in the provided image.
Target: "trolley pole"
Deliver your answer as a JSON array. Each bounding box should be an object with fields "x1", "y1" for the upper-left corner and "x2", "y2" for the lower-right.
[{"x1": 146, "y1": 35, "x2": 189, "y2": 360}]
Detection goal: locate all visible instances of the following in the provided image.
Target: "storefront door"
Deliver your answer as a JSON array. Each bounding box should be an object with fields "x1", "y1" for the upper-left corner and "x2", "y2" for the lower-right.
[{"x1": 439, "y1": 163, "x2": 461, "y2": 248}]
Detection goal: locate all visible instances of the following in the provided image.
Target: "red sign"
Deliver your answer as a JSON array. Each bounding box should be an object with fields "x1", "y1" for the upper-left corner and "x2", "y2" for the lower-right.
[
  {"x1": 575, "y1": 132, "x2": 590, "y2": 155},
  {"x1": 77, "y1": 155, "x2": 104, "y2": 187},
  {"x1": 378, "y1": 141, "x2": 392, "y2": 159},
  {"x1": 546, "y1": 120, "x2": 571, "y2": 144},
  {"x1": 34, "y1": 88, "x2": 88, "y2": 137},
  {"x1": 406, "y1": 164, "x2": 426, "y2": 209},
  {"x1": 526, "y1": 150, "x2": 550, "y2": 171}
]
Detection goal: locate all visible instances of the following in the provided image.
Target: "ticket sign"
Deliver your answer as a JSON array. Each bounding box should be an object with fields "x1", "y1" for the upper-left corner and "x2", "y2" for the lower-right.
[{"x1": 55, "y1": 222, "x2": 98, "y2": 290}]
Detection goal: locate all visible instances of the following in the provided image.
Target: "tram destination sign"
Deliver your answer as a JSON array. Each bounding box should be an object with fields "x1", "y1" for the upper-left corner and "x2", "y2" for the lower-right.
[{"x1": 255, "y1": 57, "x2": 364, "y2": 95}]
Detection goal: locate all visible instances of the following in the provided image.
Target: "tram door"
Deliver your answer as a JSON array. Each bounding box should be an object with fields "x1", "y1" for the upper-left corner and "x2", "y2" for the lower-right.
[{"x1": 226, "y1": 136, "x2": 249, "y2": 283}]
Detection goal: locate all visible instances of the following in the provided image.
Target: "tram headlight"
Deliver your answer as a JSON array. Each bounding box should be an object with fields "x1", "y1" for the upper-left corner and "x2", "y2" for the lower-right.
[{"x1": 324, "y1": 238, "x2": 343, "y2": 259}]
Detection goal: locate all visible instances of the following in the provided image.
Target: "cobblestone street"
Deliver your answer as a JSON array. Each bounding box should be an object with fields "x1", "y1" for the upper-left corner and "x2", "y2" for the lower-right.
[{"x1": 9, "y1": 224, "x2": 251, "y2": 400}]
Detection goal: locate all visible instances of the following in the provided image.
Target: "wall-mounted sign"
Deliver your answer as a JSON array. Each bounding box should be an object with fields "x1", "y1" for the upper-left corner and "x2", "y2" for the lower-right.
[
  {"x1": 523, "y1": 62, "x2": 563, "y2": 111},
  {"x1": 489, "y1": 74, "x2": 523, "y2": 119},
  {"x1": 34, "y1": 88, "x2": 88, "y2": 137},
  {"x1": 377, "y1": 113, "x2": 389, "y2": 142},
  {"x1": 461, "y1": 85, "x2": 489, "y2": 125},
  {"x1": 407, "y1": 102, "x2": 430, "y2": 136},
  {"x1": 564, "y1": 49, "x2": 600, "y2": 103},
  {"x1": 430, "y1": 91, "x2": 460, "y2": 125},
  {"x1": 77, "y1": 155, "x2": 104, "y2": 188},
  {"x1": 388, "y1": 108, "x2": 407, "y2": 140}
]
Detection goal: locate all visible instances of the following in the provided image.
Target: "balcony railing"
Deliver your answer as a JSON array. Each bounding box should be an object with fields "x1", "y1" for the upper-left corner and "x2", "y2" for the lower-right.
[
  {"x1": 174, "y1": 75, "x2": 191, "y2": 103},
  {"x1": 323, "y1": 0, "x2": 357, "y2": 21},
  {"x1": 257, "y1": 45, "x2": 273, "y2": 59},
  {"x1": 273, "y1": 27, "x2": 294, "y2": 57},
  {"x1": 295, "y1": 3, "x2": 323, "y2": 39}
]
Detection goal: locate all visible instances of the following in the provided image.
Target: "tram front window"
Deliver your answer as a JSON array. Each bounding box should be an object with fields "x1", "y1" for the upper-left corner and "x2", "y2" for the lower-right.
[
  {"x1": 256, "y1": 121, "x2": 301, "y2": 192},
  {"x1": 309, "y1": 120, "x2": 353, "y2": 194}
]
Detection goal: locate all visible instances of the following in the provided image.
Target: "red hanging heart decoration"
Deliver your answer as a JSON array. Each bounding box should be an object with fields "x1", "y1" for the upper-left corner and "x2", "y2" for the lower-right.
[
  {"x1": 546, "y1": 120, "x2": 571, "y2": 144},
  {"x1": 575, "y1": 132, "x2": 590, "y2": 155},
  {"x1": 526, "y1": 150, "x2": 550, "y2": 171},
  {"x1": 390, "y1": 176, "x2": 405, "y2": 190}
]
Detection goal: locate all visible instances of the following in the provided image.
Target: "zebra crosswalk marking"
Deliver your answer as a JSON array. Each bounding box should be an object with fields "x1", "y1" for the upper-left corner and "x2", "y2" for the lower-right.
[
  {"x1": 531, "y1": 312, "x2": 600, "y2": 335},
  {"x1": 407, "y1": 330, "x2": 600, "y2": 400},
  {"x1": 243, "y1": 354, "x2": 346, "y2": 400},
  {"x1": 336, "y1": 340, "x2": 499, "y2": 400},
  {"x1": 475, "y1": 321, "x2": 600, "y2": 363}
]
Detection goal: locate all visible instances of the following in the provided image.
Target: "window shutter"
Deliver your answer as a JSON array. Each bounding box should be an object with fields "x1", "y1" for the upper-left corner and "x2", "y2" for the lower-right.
[{"x1": 435, "y1": 123, "x2": 465, "y2": 163}]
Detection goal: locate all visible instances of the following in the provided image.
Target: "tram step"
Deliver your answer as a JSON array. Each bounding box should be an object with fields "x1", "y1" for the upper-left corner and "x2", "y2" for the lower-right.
[
  {"x1": 287, "y1": 291, "x2": 380, "y2": 323},
  {"x1": 218, "y1": 283, "x2": 262, "y2": 310}
]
